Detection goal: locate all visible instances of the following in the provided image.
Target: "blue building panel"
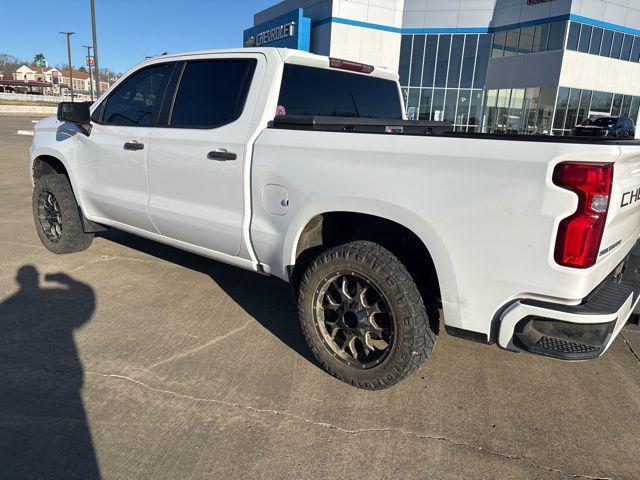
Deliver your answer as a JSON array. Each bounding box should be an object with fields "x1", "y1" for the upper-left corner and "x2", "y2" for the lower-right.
[{"x1": 243, "y1": 8, "x2": 311, "y2": 51}]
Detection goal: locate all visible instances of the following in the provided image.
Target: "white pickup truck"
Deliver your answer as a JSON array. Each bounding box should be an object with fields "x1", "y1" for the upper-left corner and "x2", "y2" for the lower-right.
[{"x1": 30, "y1": 47, "x2": 640, "y2": 389}]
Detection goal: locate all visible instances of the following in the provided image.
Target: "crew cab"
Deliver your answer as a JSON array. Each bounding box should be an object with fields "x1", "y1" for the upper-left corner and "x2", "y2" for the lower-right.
[{"x1": 29, "y1": 48, "x2": 640, "y2": 389}]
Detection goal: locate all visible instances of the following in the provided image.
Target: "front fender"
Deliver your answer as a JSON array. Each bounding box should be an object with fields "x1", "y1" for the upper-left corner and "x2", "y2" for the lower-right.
[{"x1": 30, "y1": 120, "x2": 80, "y2": 195}]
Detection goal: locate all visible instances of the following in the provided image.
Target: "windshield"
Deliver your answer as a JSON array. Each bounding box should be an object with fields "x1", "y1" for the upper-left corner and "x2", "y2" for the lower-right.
[{"x1": 584, "y1": 117, "x2": 616, "y2": 127}]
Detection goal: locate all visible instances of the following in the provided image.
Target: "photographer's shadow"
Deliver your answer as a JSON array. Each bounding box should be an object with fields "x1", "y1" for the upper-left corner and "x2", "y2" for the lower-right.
[{"x1": 0, "y1": 265, "x2": 100, "y2": 480}]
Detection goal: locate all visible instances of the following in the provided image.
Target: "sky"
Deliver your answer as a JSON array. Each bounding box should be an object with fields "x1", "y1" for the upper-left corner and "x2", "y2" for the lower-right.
[{"x1": 0, "y1": 0, "x2": 277, "y2": 73}]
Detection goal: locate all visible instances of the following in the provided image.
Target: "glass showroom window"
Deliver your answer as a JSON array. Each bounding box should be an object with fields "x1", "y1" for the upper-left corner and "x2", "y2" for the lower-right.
[
  {"x1": 532, "y1": 24, "x2": 550, "y2": 53},
  {"x1": 419, "y1": 88, "x2": 432, "y2": 120},
  {"x1": 474, "y1": 35, "x2": 491, "y2": 88},
  {"x1": 492, "y1": 31, "x2": 506, "y2": 58},
  {"x1": 547, "y1": 22, "x2": 567, "y2": 50},
  {"x1": 553, "y1": 87, "x2": 570, "y2": 135},
  {"x1": 422, "y1": 35, "x2": 438, "y2": 87},
  {"x1": 404, "y1": 87, "x2": 420, "y2": 120},
  {"x1": 456, "y1": 89, "x2": 471, "y2": 126},
  {"x1": 612, "y1": 93, "x2": 623, "y2": 116},
  {"x1": 601, "y1": 29, "x2": 614, "y2": 56},
  {"x1": 483, "y1": 89, "x2": 497, "y2": 130},
  {"x1": 431, "y1": 89, "x2": 445, "y2": 121},
  {"x1": 578, "y1": 24, "x2": 593, "y2": 53},
  {"x1": 434, "y1": 35, "x2": 451, "y2": 87},
  {"x1": 503, "y1": 29, "x2": 519, "y2": 57},
  {"x1": 524, "y1": 88, "x2": 541, "y2": 134},
  {"x1": 468, "y1": 90, "x2": 484, "y2": 130},
  {"x1": 591, "y1": 91, "x2": 614, "y2": 115},
  {"x1": 507, "y1": 89, "x2": 525, "y2": 132},
  {"x1": 563, "y1": 89, "x2": 581, "y2": 132},
  {"x1": 567, "y1": 21, "x2": 640, "y2": 64},
  {"x1": 402, "y1": 85, "x2": 486, "y2": 130},
  {"x1": 398, "y1": 35, "x2": 412, "y2": 86},
  {"x1": 483, "y1": 87, "x2": 557, "y2": 134},
  {"x1": 495, "y1": 89, "x2": 511, "y2": 131},
  {"x1": 490, "y1": 21, "x2": 566, "y2": 59},
  {"x1": 567, "y1": 22, "x2": 580, "y2": 50},
  {"x1": 483, "y1": 86, "x2": 640, "y2": 136},
  {"x1": 555, "y1": 88, "x2": 640, "y2": 134},
  {"x1": 399, "y1": 33, "x2": 491, "y2": 90},
  {"x1": 447, "y1": 36, "x2": 464, "y2": 88},
  {"x1": 460, "y1": 34, "x2": 478, "y2": 88},
  {"x1": 398, "y1": 33, "x2": 491, "y2": 130},
  {"x1": 518, "y1": 27, "x2": 534, "y2": 54},
  {"x1": 409, "y1": 35, "x2": 425, "y2": 87},
  {"x1": 590, "y1": 27, "x2": 603, "y2": 55},
  {"x1": 577, "y1": 90, "x2": 592, "y2": 124},
  {"x1": 621, "y1": 34, "x2": 634, "y2": 61},
  {"x1": 611, "y1": 32, "x2": 624, "y2": 58}
]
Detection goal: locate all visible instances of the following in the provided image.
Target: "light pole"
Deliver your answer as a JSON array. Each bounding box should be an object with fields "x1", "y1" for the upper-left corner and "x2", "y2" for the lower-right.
[
  {"x1": 60, "y1": 31, "x2": 75, "y2": 102},
  {"x1": 90, "y1": 0, "x2": 101, "y2": 97},
  {"x1": 83, "y1": 45, "x2": 94, "y2": 101}
]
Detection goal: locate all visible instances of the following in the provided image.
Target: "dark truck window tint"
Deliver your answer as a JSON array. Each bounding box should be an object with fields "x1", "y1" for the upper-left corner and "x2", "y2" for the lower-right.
[
  {"x1": 103, "y1": 63, "x2": 173, "y2": 127},
  {"x1": 277, "y1": 64, "x2": 403, "y2": 119},
  {"x1": 170, "y1": 59, "x2": 256, "y2": 128}
]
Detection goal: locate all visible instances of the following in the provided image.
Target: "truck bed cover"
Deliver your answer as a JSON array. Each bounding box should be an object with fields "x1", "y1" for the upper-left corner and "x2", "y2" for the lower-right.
[{"x1": 272, "y1": 115, "x2": 640, "y2": 144}]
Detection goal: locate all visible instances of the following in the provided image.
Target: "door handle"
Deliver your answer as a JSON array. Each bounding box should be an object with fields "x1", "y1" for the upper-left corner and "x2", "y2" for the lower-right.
[
  {"x1": 123, "y1": 141, "x2": 144, "y2": 151},
  {"x1": 207, "y1": 149, "x2": 237, "y2": 161}
]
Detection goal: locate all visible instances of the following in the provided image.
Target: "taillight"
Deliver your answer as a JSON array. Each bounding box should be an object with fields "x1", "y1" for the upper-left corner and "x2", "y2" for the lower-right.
[
  {"x1": 553, "y1": 162, "x2": 613, "y2": 268},
  {"x1": 329, "y1": 57, "x2": 374, "y2": 74}
]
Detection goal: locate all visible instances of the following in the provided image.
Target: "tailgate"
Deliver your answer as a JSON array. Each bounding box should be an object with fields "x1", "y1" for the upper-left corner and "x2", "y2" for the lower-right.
[{"x1": 600, "y1": 147, "x2": 640, "y2": 261}]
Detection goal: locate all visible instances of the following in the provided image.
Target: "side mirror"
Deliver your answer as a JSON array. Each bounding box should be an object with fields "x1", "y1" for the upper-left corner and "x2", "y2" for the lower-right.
[{"x1": 57, "y1": 102, "x2": 91, "y2": 134}]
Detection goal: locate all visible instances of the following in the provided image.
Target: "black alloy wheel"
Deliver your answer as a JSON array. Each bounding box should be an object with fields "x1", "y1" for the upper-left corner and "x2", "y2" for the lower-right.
[
  {"x1": 37, "y1": 189, "x2": 63, "y2": 242},
  {"x1": 313, "y1": 271, "x2": 395, "y2": 369}
]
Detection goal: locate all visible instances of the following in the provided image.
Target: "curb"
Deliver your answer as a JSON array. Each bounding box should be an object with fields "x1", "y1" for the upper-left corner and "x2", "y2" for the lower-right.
[{"x1": 0, "y1": 105, "x2": 57, "y2": 114}]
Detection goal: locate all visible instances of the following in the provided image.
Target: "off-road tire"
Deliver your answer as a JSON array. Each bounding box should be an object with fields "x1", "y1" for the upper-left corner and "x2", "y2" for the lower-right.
[
  {"x1": 298, "y1": 240, "x2": 436, "y2": 390},
  {"x1": 32, "y1": 174, "x2": 94, "y2": 254}
]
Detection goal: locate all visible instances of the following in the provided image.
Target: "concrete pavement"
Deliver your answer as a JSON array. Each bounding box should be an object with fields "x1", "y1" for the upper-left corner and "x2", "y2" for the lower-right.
[{"x1": 1, "y1": 114, "x2": 639, "y2": 479}]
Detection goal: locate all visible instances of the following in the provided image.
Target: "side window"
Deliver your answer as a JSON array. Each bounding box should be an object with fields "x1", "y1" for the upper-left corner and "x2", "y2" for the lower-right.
[
  {"x1": 102, "y1": 63, "x2": 173, "y2": 127},
  {"x1": 170, "y1": 59, "x2": 257, "y2": 128},
  {"x1": 90, "y1": 100, "x2": 105, "y2": 123}
]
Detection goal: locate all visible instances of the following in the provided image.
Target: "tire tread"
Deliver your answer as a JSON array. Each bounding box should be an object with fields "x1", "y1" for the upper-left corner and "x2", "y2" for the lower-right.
[
  {"x1": 298, "y1": 240, "x2": 436, "y2": 390},
  {"x1": 32, "y1": 174, "x2": 94, "y2": 254}
]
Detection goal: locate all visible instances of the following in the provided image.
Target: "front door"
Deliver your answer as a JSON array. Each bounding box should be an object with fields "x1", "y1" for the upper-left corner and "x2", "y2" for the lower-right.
[
  {"x1": 76, "y1": 62, "x2": 175, "y2": 232},
  {"x1": 147, "y1": 55, "x2": 262, "y2": 256}
]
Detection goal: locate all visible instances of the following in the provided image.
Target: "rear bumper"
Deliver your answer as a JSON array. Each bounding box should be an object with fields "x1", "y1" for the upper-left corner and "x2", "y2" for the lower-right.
[{"x1": 498, "y1": 240, "x2": 640, "y2": 360}]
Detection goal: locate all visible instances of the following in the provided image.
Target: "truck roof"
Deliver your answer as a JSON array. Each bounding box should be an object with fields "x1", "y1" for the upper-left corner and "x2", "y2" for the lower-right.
[{"x1": 149, "y1": 47, "x2": 399, "y2": 81}]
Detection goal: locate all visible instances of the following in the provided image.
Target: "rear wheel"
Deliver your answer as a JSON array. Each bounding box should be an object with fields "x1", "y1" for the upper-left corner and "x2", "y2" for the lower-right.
[
  {"x1": 298, "y1": 241, "x2": 436, "y2": 390},
  {"x1": 32, "y1": 174, "x2": 94, "y2": 254}
]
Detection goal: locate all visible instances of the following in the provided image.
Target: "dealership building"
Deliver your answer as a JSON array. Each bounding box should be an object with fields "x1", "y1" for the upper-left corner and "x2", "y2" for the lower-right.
[{"x1": 246, "y1": 0, "x2": 640, "y2": 134}]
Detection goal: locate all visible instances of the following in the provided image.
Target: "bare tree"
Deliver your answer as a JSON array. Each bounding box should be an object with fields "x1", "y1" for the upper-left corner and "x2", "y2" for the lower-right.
[
  {"x1": 0, "y1": 53, "x2": 20, "y2": 66},
  {"x1": 99, "y1": 66, "x2": 121, "y2": 81},
  {"x1": 0, "y1": 53, "x2": 25, "y2": 78}
]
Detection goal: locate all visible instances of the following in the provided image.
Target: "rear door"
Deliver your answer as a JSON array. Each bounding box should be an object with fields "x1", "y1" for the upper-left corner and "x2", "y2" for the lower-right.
[{"x1": 146, "y1": 54, "x2": 263, "y2": 256}]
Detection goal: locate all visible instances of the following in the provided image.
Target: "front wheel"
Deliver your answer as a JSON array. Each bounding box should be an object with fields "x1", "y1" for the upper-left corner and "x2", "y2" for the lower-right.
[
  {"x1": 32, "y1": 174, "x2": 94, "y2": 254},
  {"x1": 298, "y1": 241, "x2": 437, "y2": 390}
]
